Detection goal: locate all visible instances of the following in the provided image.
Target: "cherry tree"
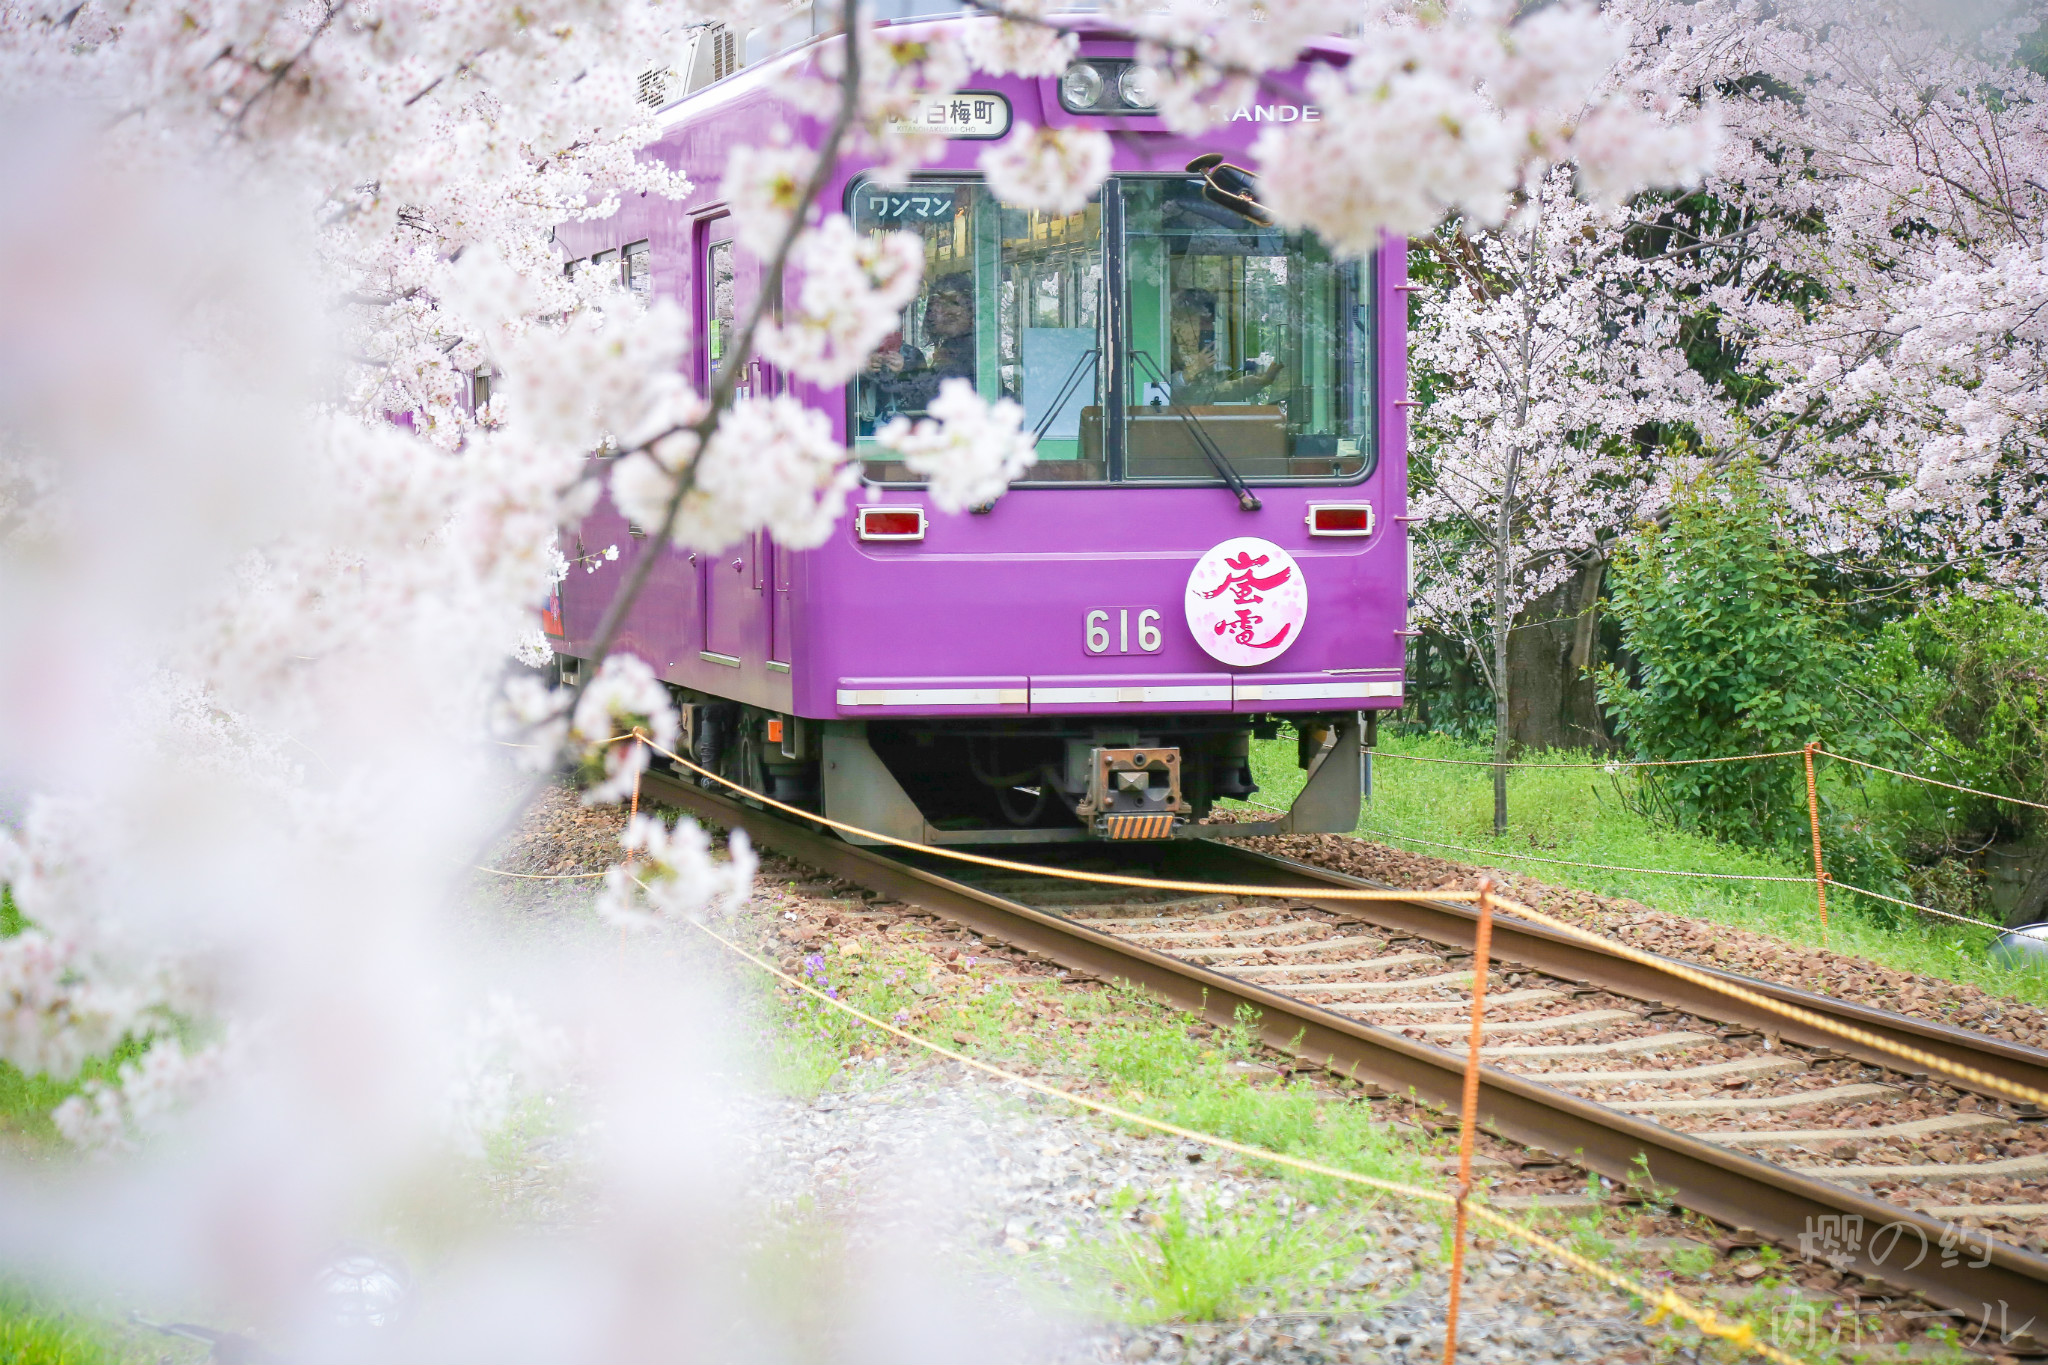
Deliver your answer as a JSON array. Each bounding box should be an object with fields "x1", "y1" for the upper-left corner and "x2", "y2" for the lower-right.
[
  {"x1": 1408, "y1": 169, "x2": 1728, "y2": 828},
  {"x1": 1639, "y1": 0, "x2": 2048, "y2": 594},
  {"x1": 0, "y1": 0, "x2": 1720, "y2": 1344}
]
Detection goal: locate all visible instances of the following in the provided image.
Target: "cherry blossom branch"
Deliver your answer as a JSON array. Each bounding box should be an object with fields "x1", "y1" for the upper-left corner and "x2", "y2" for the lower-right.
[
  {"x1": 404, "y1": 52, "x2": 488, "y2": 109},
  {"x1": 217, "y1": 0, "x2": 346, "y2": 142},
  {"x1": 569, "y1": 0, "x2": 864, "y2": 692},
  {"x1": 959, "y1": 0, "x2": 1314, "y2": 104}
]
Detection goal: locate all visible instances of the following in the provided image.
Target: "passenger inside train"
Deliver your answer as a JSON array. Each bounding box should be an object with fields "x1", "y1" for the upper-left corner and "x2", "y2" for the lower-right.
[
  {"x1": 1166, "y1": 286, "x2": 1285, "y2": 406},
  {"x1": 865, "y1": 271, "x2": 980, "y2": 414}
]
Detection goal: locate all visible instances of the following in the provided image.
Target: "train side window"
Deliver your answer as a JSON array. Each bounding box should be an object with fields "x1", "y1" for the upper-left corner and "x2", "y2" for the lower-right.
[
  {"x1": 850, "y1": 178, "x2": 1107, "y2": 485},
  {"x1": 589, "y1": 248, "x2": 619, "y2": 287},
  {"x1": 707, "y1": 238, "x2": 735, "y2": 374},
  {"x1": 624, "y1": 240, "x2": 651, "y2": 299}
]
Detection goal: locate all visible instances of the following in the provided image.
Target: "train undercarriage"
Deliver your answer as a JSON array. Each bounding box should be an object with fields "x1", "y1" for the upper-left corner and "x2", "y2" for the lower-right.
[{"x1": 629, "y1": 683, "x2": 1368, "y2": 845}]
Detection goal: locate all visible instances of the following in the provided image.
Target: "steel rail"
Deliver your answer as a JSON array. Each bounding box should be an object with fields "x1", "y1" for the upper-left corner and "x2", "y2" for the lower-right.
[
  {"x1": 639, "y1": 770, "x2": 2048, "y2": 1330},
  {"x1": 1186, "y1": 843, "x2": 2048, "y2": 1102}
]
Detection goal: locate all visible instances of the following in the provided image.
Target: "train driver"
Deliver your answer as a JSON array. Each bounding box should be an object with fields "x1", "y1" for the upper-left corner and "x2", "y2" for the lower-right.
[{"x1": 1168, "y1": 287, "x2": 1283, "y2": 405}]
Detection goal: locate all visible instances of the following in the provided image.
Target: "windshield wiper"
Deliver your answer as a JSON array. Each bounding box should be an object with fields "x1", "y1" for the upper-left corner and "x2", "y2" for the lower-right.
[{"x1": 1129, "y1": 350, "x2": 1261, "y2": 511}]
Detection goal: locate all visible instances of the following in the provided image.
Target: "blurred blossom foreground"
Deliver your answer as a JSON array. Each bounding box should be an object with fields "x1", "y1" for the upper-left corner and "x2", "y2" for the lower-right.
[{"x1": 13, "y1": 0, "x2": 2026, "y2": 1355}]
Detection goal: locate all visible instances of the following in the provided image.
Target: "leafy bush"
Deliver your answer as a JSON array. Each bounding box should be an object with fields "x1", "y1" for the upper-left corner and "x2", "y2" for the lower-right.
[
  {"x1": 1597, "y1": 465, "x2": 1905, "y2": 887},
  {"x1": 1393, "y1": 631, "x2": 1495, "y2": 741},
  {"x1": 1870, "y1": 593, "x2": 2048, "y2": 843}
]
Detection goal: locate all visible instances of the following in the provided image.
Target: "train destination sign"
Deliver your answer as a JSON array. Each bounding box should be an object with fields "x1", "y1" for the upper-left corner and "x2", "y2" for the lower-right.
[
  {"x1": 889, "y1": 91, "x2": 1012, "y2": 139},
  {"x1": 1185, "y1": 537, "x2": 1308, "y2": 667}
]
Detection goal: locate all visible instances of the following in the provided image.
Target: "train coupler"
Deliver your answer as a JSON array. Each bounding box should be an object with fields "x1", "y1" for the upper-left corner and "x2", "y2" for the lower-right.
[{"x1": 1079, "y1": 746, "x2": 1189, "y2": 840}]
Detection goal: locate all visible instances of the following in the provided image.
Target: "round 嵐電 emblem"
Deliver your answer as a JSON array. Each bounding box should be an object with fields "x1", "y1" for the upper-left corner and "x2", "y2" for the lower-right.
[{"x1": 1184, "y1": 536, "x2": 1307, "y2": 667}]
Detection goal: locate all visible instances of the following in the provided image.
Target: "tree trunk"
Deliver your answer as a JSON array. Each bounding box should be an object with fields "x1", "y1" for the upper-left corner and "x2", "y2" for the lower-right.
[
  {"x1": 1490, "y1": 220, "x2": 1541, "y2": 837},
  {"x1": 1491, "y1": 493, "x2": 1514, "y2": 836},
  {"x1": 1505, "y1": 559, "x2": 1614, "y2": 754}
]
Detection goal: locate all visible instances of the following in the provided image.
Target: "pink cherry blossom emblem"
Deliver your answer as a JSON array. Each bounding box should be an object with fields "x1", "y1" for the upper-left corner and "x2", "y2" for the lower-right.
[{"x1": 1184, "y1": 536, "x2": 1308, "y2": 667}]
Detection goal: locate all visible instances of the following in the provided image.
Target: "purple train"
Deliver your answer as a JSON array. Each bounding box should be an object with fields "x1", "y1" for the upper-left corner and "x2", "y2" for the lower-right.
[{"x1": 551, "y1": 15, "x2": 1408, "y2": 846}]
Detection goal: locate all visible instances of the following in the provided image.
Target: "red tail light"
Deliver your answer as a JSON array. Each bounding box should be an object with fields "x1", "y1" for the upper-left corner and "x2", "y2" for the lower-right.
[
  {"x1": 858, "y1": 506, "x2": 926, "y2": 541},
  {"x1": 1306, "y1": 503, "x2": 1373, "y2": 536}
]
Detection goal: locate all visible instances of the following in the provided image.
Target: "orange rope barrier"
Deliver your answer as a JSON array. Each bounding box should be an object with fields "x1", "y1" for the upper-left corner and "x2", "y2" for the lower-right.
[
  {"x1": 632, "y1": 730, "x2": 2048, "y2": 1108},
  {"x1": 631, "y1": 734, "x2": 1486, "y2": 904},
  {"x1": 1347, "y1": 826, "x2": 1814, "y2": 883},
  {"x1": 1442, "y1": 878, "x2": 1494, "y2": 1365},
  {"x1": 1490, "y1": 891, "x2": 2048, "y2": 1110},
  {"x1": 1823, "y1": 749, "x2": 2048, "y2": 814},
  {"x1": 1327, "y1": 826, "x2": 2007, "y2": 934},
  {"x1": 1367, "y1": 748, "x2": 1808, "y2": 771},
  {"x1": 1830, "y1": 879, "x2": 2009, "y2": 934}
]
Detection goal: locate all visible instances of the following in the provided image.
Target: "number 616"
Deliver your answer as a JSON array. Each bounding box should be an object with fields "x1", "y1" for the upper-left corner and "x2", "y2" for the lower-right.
[{"x1": 1085, "y1": 608, "x2": 1162, "y2": 656}]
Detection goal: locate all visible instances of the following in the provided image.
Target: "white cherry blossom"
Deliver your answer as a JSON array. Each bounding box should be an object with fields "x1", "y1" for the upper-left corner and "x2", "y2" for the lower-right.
[
  {"x1": 569, "y1": 653, "x2": 680, "y2": 804},
  {"x1": 980, "y1": 125, "x2": 1112, "y2": 214},
  {"x1": 759, "y1": 215, "x2": 926, "y2": 385},
  {"x1": 875, "y1": 378, "x2": 1040, "y2": 513},
  {"x1": 597, "y1": 815, "x2": 756, "y2": 929}
]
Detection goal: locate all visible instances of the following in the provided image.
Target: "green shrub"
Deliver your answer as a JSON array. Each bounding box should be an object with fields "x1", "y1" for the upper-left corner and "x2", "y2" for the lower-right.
[
  {"x1": 1870, "y1": 593, "x2": 2048, "y2": 842},
  {"x1": 1597, "y1": 465, "x2": 1906, "y2": 888}
]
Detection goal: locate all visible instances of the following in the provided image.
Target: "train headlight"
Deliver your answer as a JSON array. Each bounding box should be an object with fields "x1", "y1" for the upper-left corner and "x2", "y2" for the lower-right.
[
  {"x1": 1117, "y1": 63, "x2": 1158, "y2": 110},
  {"x1": 1059, "y1": 61, "x2": 1105, "y2": 112}
]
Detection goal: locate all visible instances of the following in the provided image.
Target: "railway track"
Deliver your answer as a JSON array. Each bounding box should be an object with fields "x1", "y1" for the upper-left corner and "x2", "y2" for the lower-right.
[{"x1": 640, "y1": 768, "x2": 2048, "y2": 1339}]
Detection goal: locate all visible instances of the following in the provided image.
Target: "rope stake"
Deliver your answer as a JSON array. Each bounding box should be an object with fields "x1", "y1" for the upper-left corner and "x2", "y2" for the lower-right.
[
  {"x1": 1442, "y1": 878, "x2": 1495, "y2": 1364},
  {"x1": 1803, "y1": 742, "x2": 1830, "y2": 946}
]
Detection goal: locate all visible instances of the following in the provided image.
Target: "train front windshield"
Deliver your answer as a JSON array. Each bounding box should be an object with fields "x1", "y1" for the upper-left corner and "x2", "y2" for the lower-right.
[{"x1": 851, "y1": 176, "x2": 1374, "y2": 485}]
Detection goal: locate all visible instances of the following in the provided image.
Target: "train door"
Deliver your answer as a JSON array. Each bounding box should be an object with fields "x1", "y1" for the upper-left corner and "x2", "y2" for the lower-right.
[
  {"x1": 769, "y1": 536, "x2": 792, "y2": 666},
  {"x1": 700, "y1": 214, "x2": 772, "y2": 665}
]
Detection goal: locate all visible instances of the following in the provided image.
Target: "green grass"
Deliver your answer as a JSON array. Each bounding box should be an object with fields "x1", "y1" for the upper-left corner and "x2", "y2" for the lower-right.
[
  {"x1": 1055, "y1": 1187, "x2": 1387, "y2": 1324},
  {"x1": 0, "y1": 1038, "x2": 156, "y2": 1150},
  {"x1": 1224, "y1": 729, "x2": 2048, "y2": 1007},
  {"x1": 732, "y1": 914, "x2": 1969, "y2": 1355},
  {"x1": 0, "y1": 1286, "x2": 162, "y2": 1365},
  {"x1": 1083, "y1": 995, "x2": 1431, "y2": 1199},
  {"x1": 735, "y1": 929, "x2": 1440, "y2": 1323},
  {"x1": 741, "y1": 936, "x2": 1432, "y2": 1195}
]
